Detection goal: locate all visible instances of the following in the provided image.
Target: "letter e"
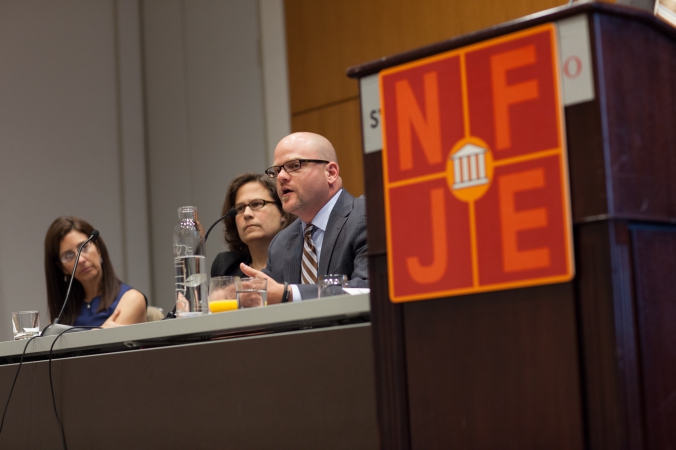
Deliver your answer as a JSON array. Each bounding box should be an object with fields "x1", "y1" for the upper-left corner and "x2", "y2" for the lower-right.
[{"x1": 498, "y1": 169, "x2": 550, "y2": 272}]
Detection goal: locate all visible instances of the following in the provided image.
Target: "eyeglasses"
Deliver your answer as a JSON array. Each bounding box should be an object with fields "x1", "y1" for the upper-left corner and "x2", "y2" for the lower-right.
[
  {"x1": 265, "y1": 159, "x2": 329, "y2": 178},
  {"x1": 234, "y1": 199, "x2": 277, "y2": 215},
  {"x1": 60, "y1": 241, "x2": 94, "y2": 264}
]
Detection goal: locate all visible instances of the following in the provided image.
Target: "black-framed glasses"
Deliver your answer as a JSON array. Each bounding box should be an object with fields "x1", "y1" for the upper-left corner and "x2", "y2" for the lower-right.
[
  {"x1": 60, "y1": 241, "x2": 93, "y2": 264},
  {"x1": 234, "y1": 198, "x2": 277, "y2": 215},
  {"x1": 265, "y1": 159, "x2": 329, "y2": 178}
]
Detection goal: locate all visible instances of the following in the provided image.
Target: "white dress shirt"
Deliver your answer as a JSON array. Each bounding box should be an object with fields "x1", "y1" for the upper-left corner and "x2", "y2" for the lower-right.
[{"x1": 290, "y1": 189, "x2": 343, "y2": 301}]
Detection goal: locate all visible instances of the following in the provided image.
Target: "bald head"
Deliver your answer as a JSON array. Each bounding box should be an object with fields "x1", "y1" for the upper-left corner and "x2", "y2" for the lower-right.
[
  {"x1": 272, "y1": 132, "x2": 343, "y2": 222},
  {"x1": 276, "y1": 132, "x2": 338, "y2": 163}
]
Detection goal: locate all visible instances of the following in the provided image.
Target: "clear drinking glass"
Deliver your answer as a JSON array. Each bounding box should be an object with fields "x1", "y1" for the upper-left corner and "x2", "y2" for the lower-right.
[
  {"x1": 237, "y1": 277, "x2": 267, "y2": 308},
  {"x1": 208, "y1": 276, "x2": 240, "y2": 313},
  {"x1": 318, "y1": 274, "x2": 348, "y2": 298},
  {"x1": 12, "y1": 311, "x2": 40, "y2": 340}
]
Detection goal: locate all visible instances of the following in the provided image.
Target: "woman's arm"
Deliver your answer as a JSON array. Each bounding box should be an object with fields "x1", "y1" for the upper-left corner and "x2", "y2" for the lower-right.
[{"x1": 101, "y1": 289, "x2": 147, "y2": 328}]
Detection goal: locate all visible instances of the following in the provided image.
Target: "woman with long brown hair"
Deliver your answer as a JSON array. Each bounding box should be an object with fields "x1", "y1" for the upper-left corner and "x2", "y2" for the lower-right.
[
  {"x1": 211, "y1": 173, "x2": 294, "y2": 277},
  {"x1": 44, "y1": 216, "x2": 146, "y2": 327}
]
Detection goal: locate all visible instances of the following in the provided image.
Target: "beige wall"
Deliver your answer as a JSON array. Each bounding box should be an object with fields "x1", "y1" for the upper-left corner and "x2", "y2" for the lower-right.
[
  {"x1": 0, "y1": 0, "x2": 151, "y2": 340},
  {"x1": 0, "y1": 0, "x2": 288, "y2": 340},
  {"x1": 142, "y1": 0, "x2": 274, "y2": 312}
]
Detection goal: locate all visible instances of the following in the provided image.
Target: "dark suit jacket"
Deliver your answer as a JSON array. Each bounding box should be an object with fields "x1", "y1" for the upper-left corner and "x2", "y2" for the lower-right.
[
  {"x1": 262, "y1": 189, "x2": 368, "y2": 299},
  {"x1": 211, "y1": 251, "x2": 250, "y2": 278}
]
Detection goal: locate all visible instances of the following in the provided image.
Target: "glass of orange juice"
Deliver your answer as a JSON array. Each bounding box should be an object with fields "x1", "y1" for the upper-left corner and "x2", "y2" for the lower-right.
[{"x1": 208, "y1": 276, "x2": 241, "y2": 313}]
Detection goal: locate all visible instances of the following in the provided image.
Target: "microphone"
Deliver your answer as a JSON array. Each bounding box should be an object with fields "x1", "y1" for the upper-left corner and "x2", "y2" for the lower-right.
[
  {"x1": 204, "y1": 207, "x2": 237, "y2": 242},
  {"x1": 42, "y1": 230, "x2": 100, "y2": 337},
  {"x1": 164, "y1": 208, "x2": 236, "y2": 320}
]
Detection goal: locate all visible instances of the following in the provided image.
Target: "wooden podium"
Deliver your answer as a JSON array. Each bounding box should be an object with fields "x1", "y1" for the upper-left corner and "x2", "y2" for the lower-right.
[{"x1": 348, "y1": 3, "x2": 676, "y2": 449}]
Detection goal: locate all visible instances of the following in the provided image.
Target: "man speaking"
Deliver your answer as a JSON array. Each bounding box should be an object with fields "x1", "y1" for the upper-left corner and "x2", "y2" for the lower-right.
[{"x1": 240, "y1": 132, "x2": 368, "y2": 303}]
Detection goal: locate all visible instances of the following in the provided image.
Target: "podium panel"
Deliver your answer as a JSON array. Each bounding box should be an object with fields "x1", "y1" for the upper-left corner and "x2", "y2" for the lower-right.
[{"x1": 350, "y1": 3, "x2": 676, "y2": 449}]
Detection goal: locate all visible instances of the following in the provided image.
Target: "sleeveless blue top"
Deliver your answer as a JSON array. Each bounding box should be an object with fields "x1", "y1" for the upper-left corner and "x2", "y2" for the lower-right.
[{"x1": 73, "y1": 283, "x2": 134, "y2": 328}]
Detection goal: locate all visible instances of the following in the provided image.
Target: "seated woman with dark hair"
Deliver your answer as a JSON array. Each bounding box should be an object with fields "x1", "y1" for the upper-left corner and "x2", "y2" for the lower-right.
[
  {"x1": 44, "y1": 216, "x2": 147, "y2": 328},
  {"x1": 211, "y1": 173, "x2": 293, "y2": 277}
]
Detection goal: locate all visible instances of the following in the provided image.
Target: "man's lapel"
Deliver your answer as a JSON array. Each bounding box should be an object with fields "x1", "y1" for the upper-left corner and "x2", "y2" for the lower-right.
[
  {"x1": 318, "y1": 190, "x2": 354, "y2": 276},
  {"x1": 284, "y1": 222, "x2": 304, "y2": 283}
]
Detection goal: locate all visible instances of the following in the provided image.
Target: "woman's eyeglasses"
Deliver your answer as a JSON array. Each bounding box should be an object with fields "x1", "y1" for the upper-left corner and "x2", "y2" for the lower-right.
[
  {"x1": 60, "y1": 241, "x2": 94, "y2": 264},
  {"x1": 234, "y1": 199, "x2": 277, "y2": 215}
]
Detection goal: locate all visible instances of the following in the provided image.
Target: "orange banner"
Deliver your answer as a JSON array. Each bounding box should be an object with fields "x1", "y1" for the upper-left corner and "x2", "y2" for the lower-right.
[{"x1": 380, "y1": 24, "x2": 574, "y2": 303}]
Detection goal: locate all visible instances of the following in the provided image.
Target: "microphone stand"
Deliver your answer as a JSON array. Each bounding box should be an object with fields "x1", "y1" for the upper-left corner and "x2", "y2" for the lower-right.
[
  {"x1": 42, "y1": 231, "x2": 99, "y2": 337},
  {"x1": 164, "y1": 208, "x2": 237, "y2": 319},
  {"x1": 204, "y1": 207, "x2": 237, "y2": 242}
]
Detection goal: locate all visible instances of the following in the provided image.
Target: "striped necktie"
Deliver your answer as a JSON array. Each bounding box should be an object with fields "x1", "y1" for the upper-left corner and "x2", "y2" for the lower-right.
[{"x1": 301, "y1": 224, "x2": 318, "y2": 284}]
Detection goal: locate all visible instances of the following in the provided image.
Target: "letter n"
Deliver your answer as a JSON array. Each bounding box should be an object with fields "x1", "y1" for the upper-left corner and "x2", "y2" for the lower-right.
[{"x1": 395, "y1": 72, "x2": 443, "y2": 171}]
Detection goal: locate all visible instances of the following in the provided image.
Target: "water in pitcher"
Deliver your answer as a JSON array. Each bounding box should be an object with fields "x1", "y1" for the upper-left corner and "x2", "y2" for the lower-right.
[{"x1": 174, "y1": 255, "x2": 207, "y2": 317}]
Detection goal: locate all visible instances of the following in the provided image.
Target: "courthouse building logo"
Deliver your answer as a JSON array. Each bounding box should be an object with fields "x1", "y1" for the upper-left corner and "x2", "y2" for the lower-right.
[
  {"x1": 380, "y1": 24, "x2": 574, "y2": 303},
  {"x1": 448, "y1": 137, "x2": 494, "y2": 203},
  {"x1": 451, "y1": 142, "x2": 489, "y2": 190}
]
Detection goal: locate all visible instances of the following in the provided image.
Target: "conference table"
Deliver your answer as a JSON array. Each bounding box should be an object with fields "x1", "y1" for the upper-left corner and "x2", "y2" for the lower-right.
[{"x1": 0, "y1": 294, "x2": 378, "y2": 449}]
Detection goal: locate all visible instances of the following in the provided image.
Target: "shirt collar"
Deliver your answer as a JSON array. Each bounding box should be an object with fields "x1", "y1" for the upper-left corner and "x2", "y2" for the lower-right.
[{"x1": 301, "y1": 189, "x2": 343, "y2": 232}]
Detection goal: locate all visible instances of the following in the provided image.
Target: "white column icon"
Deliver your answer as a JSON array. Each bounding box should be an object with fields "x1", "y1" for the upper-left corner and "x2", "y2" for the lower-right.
[{"x1": 452, "y1": 143, "x2": 489, "y2": 190}]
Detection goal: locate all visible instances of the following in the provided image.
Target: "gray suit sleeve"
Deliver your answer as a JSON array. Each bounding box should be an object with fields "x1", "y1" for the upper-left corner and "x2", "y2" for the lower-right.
[
  {"x1": 343, "y1": 195, "x2": 369, "y2": 287},
  {"x1": 261, "y1": 235, "x2": 278, "y2": 281}
]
